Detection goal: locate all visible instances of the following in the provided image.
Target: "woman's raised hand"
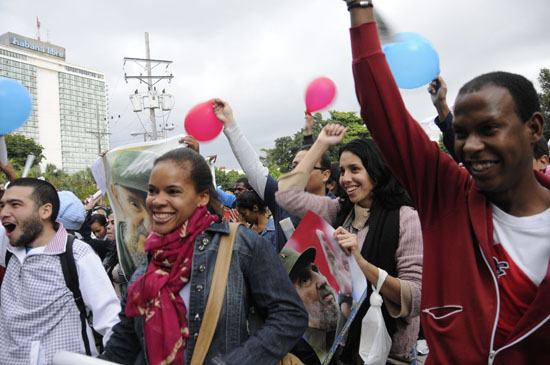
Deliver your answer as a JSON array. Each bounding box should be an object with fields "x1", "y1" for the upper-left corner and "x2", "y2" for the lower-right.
[
  {"x1": 317, "y1": 123, "x2": 348, "y2": 147},
  {"x1": 212, "y1": 98, "x2": 236, "y2": 128}
]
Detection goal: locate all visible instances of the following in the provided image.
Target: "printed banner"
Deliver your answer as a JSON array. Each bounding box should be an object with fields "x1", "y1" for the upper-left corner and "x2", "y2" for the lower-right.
[{"x1": 103, "y1": 135, "x2": 185, "y2": 279}]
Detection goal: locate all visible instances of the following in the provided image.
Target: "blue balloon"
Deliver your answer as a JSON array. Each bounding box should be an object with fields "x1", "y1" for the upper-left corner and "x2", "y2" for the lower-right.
[
  {"x1": 382, "y1": 32, "x2": 440, "y2": 89},
  {"x1": 0, "y1": 77, "x2": 33, "y2": 135}
]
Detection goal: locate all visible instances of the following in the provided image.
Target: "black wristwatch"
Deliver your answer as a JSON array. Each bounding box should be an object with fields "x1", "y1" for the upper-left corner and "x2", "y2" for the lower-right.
[{"x1": 346, "y1": 0, "x2": 373, "y2": 11}]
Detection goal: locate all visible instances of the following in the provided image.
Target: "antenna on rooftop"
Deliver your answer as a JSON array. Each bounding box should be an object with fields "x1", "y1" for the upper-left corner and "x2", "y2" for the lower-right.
[{"x1": 36, "y1": 17, "x2": 41, "y2": 41}]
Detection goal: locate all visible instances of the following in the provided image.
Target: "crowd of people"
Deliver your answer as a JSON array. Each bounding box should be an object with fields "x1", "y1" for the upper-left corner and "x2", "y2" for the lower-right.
[{"x1": 0, "y1": 2, "x2": 549, "y2": 365}]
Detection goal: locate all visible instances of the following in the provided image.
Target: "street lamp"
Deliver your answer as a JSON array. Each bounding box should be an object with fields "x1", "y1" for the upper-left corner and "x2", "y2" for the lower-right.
[{"x1": 130, "y1": 131, "x2": 150, "y2": 142}]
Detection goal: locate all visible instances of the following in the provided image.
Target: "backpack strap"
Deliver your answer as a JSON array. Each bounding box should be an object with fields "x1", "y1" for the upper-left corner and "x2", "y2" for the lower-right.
[
  {"x1": 59, "y1": 234, "x2": 92, "y2": 356},
  {"x1": 5, "y1": 250, "x2": 12, "y2": 268}
]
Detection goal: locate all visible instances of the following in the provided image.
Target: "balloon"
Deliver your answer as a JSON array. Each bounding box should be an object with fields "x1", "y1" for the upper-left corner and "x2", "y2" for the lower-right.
[
  {"x1": 0, "y1": 77, "x2": 32, "y2": 134},
  {"x1": 546, "y1": 167, "x2": 550, "y2": 177},
  {"x1": 184, "y1": 100, "x2": 223, "y2": 142},
  {"x1": 305, "y1": 77, "x2": 336, "y2": 113},
  {"x1": 382, "y1": 32, "x2": 440, "y2": 89}
]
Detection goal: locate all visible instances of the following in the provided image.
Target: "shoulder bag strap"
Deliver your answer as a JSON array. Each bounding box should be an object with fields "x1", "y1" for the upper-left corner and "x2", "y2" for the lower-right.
[
  {"x1": 60, "y1": 234, "x2": 92, "y2": 356},
  {"x1": 190, "y1": 223, "x2": 241, "y2": 365}
]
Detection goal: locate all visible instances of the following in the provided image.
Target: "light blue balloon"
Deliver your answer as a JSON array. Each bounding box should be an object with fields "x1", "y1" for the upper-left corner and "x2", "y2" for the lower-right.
[
  {"x1": 382, "y1": 32, "x2": 440, "y2": 89},
  {"x1": 0, "y1": 77, "x2": 33, "y2": 134}
]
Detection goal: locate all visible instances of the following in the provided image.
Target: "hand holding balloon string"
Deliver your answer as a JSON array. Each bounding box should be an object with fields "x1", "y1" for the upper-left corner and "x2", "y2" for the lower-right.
[
  {"x1": 212, "y1": 99, "x2": 236, "y2": 128},
  {"x1": 303, "y1": 113, "x2": 315, "y2": 137}
]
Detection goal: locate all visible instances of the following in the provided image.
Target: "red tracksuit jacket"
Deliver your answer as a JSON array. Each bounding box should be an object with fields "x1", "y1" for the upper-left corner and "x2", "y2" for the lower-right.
[{"x1": 350, "y1": 21, "x2": 550, "y2": 364}]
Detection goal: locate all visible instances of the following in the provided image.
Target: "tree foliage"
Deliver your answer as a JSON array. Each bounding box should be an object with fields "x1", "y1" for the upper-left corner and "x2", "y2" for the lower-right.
[
  {"x1": 4, "y1": 134, "x2": 45, "y2": 172},
  {"x1": 260, "y1": 111, "x2": 370, "y2": 173},
  {"x1": 538, "y1": 68, "x2": 550, "y2": 141},
  {"x1": 39, "y1": 165, "x2": 99, "y2": 200},
  {"x1": 214, "y1": 167, "x2": 246, "y2": 191}
]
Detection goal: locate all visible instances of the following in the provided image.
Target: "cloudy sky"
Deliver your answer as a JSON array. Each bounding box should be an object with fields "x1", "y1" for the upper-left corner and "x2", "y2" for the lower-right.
[{"x1": 2, "y1": 0, "x2": 549, "y2": 170}]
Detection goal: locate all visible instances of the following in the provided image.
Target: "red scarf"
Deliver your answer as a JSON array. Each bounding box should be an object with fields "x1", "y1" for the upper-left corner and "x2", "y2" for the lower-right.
[{"x1": 125, "y1": 205, "x2": 218, "y2": 365}]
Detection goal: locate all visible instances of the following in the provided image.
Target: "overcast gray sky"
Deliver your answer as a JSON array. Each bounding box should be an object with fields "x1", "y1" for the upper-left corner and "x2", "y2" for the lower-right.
[{"x1": 2, "y1": 0, "x2": 550, "y2": 170}]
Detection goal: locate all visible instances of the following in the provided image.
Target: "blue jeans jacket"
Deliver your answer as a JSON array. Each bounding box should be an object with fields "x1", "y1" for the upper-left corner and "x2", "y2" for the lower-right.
[{"x1": 100, "y1": 222, "x2": 308, "y2": 365}]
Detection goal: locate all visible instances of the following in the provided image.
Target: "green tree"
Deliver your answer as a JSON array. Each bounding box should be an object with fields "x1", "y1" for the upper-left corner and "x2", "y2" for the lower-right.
[
  {"x1": 260, "y1": 110, "x2": 370, "y2": 172},
  {"x1": 67, "y1": 168, "x2": 100, "y2": 200},
  {"x1": 538, "y1": 68, "x2": 550, "y2": 141},
  {"x1": 40, "y1": 165, "x2": 99, "y2": 201},
  {"x1": 4, "y1": 134, "x2": 45, "y2": 172},
  {"x1": 214, "y1": 167, "x2": 246, "y2": 191},
  {"x1": 1, "y1": 134, "x2": 100, "y2": 201}
]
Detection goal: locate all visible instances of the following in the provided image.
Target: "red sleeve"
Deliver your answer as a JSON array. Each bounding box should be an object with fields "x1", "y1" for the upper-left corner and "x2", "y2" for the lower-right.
[{"x1": 349, "y1": 22, "x2": 471, "y2": 224}]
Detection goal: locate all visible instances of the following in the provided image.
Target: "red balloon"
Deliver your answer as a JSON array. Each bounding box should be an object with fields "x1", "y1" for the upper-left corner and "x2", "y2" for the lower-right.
[
  {"x1": 305, "y1": 77, "x2": 336, "y2": 113},
  {"x1": 184, "y1": 100, "x2": 223, "y2": 142}
]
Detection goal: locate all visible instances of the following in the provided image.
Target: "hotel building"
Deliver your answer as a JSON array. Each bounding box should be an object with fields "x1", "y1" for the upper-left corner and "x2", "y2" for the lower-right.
[{"x1": 0, "y1": 32, "x2": 109, "y2": 173}]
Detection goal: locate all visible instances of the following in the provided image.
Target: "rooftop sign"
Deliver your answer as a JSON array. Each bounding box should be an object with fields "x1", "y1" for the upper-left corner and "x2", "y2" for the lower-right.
[{"x1": 0, "y1": 32, "x2": 66, "y2": 60}]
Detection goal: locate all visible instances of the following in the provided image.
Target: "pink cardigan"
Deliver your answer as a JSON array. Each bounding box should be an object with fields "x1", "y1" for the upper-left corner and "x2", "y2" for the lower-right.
[{"x1": 276, "y1": 186, "x2": 423, "y2": 358}]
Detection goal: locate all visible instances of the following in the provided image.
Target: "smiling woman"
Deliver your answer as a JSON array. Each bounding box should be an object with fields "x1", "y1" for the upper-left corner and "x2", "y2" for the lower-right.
[
  {"x1": 275, "y1": 124, "x2": 423, "y2": 363},
  {"x1": 100, "y1": 147, "x2": 308, "y2": 365}
]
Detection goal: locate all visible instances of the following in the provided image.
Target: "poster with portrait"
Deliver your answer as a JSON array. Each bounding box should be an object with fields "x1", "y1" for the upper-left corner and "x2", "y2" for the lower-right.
[
  {"x1": 285, "y1": 211, "x2": 367, "y2": 299},
  {"x1": 284, "y1": 211, "x2": 368, "y2": 364},
  {"x1": 103, "y1": 135, "x2": 185, "y2": 279}
]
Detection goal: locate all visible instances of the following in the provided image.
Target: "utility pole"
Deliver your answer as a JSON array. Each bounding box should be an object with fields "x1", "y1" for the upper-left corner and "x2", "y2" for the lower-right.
[
  {"x1": 87, "y1": 104, "x2": 111, "y2": 154},
  {"x1": 144, "y1": 32, "x2": 157, "y2": 140},
  {"x1": 124, "y1": 32, "x2": 174, "y2": 141}
]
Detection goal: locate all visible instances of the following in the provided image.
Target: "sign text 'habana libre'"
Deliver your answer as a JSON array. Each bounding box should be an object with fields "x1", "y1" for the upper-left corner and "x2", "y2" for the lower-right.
[{"x1": 11, "y1": 36, "x2": 64, "y2": 58}]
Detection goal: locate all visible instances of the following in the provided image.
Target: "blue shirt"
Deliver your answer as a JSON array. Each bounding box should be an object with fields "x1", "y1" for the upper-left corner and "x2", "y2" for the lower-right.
[{"x1": 250, "y1": 216, "x2": 277, "y2": 252}]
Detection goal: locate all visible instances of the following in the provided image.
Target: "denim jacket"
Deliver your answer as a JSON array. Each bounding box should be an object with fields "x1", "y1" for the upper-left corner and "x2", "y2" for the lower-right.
[{"x1": 100, "y1": 222, "x2": 308, "y2": 365}]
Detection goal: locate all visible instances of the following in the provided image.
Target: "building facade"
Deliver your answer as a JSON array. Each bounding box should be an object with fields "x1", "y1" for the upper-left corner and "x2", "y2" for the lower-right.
[{"x1": 0, "y1": 32, "x2": 109, "y2": 174}]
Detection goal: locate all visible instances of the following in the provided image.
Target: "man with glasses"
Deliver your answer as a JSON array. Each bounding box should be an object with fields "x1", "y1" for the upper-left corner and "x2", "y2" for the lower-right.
[{"x1": 291, "y1": 145, "x2": 333, "y2": 197}]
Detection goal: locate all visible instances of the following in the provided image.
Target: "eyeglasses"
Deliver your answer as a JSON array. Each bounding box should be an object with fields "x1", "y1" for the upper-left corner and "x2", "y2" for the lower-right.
[{"x1": 290, "y1": 164, "x2": 327, "y2": 172}]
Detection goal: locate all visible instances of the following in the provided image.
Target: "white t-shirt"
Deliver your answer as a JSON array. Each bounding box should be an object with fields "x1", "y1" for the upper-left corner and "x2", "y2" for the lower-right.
[
  {"x1": 492, "y1": 204, "x2": 550, "y2": 286},
  {"x1": 491, "y1": 204, "x2": 550, "y2": 346}
]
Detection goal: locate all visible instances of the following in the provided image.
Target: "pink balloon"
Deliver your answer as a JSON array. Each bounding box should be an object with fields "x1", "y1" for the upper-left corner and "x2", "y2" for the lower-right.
[
  {"x1": 184, "y1": 100, "x2": 223, "y2": 142},
  {"x1": 546, "y1": 167, "x2": 550, "y2": 177},
  {"x1": 305, "y1": 77, "x2": 336, "y2": 113}
]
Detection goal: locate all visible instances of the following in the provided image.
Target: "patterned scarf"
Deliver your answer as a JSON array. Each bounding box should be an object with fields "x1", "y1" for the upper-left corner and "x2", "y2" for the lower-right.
[{"x1": 125, "y1": 205, "x2": 218, "y2": 365}]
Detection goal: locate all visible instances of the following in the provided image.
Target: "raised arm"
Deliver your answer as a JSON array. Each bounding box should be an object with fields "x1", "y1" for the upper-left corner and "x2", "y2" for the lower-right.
[
  {"x1": 349, "y1": 1, "x2": 375, "y2": 26},
  {"x1": 347, "y1": 2, "x2": 467, "y2": 219},
  {"x1": 279, "y1": 123, "x2": 347, "y2": 191},
  {"x1": 0, "y1": 161, "x2": 16, "y2": 183},
  {"x1": 213, "y1": 99, "x2": 269, "y2": 200},
  {"x1": 428, "y1": 76, "x2": 456, "y2": 159},
  {"x1": 275, "y1": 124, "x2": 347, "y2": 224},
  {"x1": 302, "y1": 113, "x2": 315, "y2": 146}
]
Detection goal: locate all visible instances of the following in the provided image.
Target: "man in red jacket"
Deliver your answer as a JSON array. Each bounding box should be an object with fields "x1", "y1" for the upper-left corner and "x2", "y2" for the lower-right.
[{"x1": 342, "y1": 1, "x2": 550, "y2": 364}]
